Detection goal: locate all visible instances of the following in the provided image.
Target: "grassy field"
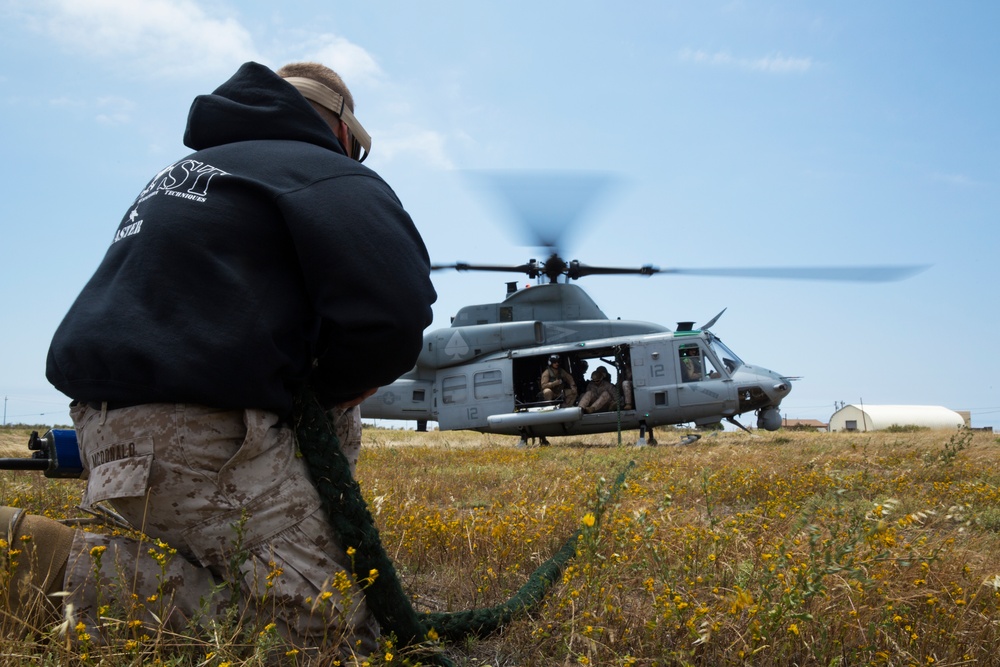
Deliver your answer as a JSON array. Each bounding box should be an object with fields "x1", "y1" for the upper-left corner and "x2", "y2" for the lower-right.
[{"x1": 2, "y1": 425, "x2": 1000, "y2": 666}]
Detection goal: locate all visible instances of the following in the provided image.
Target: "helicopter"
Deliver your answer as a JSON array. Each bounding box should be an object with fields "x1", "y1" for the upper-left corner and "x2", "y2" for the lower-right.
[{"x1": 360, "y1": 173, "x2": 925, "y2": 446}]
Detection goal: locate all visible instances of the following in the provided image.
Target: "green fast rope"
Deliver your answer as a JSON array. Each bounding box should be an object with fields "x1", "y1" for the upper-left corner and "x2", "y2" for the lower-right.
[
  {"x1": 292, "y1": 390, "x2": 633, "y2": 649},
  {"x1": 293, "y1": 391, "x2": 427, "y2": 647}
]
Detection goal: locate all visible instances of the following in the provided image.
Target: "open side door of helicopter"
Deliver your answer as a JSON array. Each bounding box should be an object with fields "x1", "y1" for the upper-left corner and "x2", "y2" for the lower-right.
[{"x1": 481, "y1": 342, "x2": 641, "y2": 439}]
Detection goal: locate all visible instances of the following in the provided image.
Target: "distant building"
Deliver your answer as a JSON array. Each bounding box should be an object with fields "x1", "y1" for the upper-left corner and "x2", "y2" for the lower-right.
[
  {"x1": 829, "y1": 405, "x2": 967, "y2": 432},
  {"x1": 781, "y1": 418, "x2": 828, "y2": 431}
]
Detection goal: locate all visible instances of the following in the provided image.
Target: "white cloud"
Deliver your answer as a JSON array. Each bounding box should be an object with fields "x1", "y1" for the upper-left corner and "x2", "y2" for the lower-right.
[
  {"x1": 11, "y1": 3, "x2": 388, "y2": 90},
  {"x1": 15, "y1": 3, "x2": 446, "y2": 164},
  {"x1": 94, "y1": 95, "x2": 135, "y2": 125},
  {"x1": 27, "y1": 0, "x2": 258, "y2": 79},
  {"x1": 297, "y1": 35, "x2": 385, "y2": 88},
  {"x1": 47, "y1": 93, "x2": 134, "y2": 124},
  {"x1": 375, "y1": 127, "x2": 454, "y2": 170},
  {"x1": 746, "y1": 53, "x2": 812, "y2": 73},
  {"x1": 679, "y1": 48, "x2": 812, "y2": 73},
  {"x1": 48, "y1": 96, "x2": 88, "y2": 108},
  {"x1": 929, "y1": 171, "x2": 981, "y2": 188}
]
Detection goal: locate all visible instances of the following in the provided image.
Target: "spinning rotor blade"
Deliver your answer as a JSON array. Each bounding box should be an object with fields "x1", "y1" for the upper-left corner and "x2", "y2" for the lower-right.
[
  {"x1": 654, "y1": 265, "x2": 929, "y2": 283},
  {"x1": 433, "y1": 259, "x2": 660, "y2": 282},
  {"x1": 470, "y1": 171, "x2": 617, "y2": 252},
  {"x1": 432, "y1": 261, "x2": 542, "y2": 277},
  {"x1": 431, "y1": 259, "x2": 928, "y2": 284},
  {"x1": 441, "y1": 170, "x2": 929, "y2": 285},
  {"x1": 567, "y1": 263, "x2": 659, "y2": 279}
]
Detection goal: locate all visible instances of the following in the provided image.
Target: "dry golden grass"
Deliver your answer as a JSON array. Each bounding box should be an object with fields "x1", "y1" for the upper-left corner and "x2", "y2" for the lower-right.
[
  {"x1": 0, "y1": 429, "x2": 31, "y2": 457},
  {"x1": 2, "y1": 425, "x2": 1000, "y2": 666}
]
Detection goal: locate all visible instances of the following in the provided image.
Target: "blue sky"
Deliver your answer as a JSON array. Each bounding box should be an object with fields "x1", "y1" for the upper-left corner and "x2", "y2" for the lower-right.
[{"x1": 1, "y1": 1, "x2": 998, "y2": 430}]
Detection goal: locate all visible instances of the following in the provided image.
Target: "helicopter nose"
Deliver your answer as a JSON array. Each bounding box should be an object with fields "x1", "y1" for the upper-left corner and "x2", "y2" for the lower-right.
[
  {"x1": 749, "y1": 370, "x2": 792, "y2": 432},
  {"x1": 732, "y1": 366, "x2": 793, "y2": 414}
]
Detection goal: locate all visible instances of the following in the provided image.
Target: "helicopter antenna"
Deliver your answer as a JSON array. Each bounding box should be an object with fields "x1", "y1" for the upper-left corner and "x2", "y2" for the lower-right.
[{"x1": 699, "y1": 308, "x2": 727, "y2": 331}]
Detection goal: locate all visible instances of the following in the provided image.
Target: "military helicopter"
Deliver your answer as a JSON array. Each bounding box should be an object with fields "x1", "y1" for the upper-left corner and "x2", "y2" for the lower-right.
[{"x1": 360, "y1": 173, "x2": 924, "y2": 446}]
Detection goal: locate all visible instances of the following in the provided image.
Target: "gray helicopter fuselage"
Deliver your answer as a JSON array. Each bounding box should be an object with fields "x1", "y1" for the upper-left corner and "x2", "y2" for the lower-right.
[{"x1": 360, "y1": 283, "x2": 791, "y2": 436}]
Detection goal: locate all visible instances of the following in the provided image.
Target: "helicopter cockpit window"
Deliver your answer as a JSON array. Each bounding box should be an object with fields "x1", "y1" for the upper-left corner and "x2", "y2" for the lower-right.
[
  {"x1": 704, "y1": 354, "x2": 722, "y2": 379},
  {"x1": 679, "y1": 344, "x2": 722, "y2": 382},
  {"x1": 708, "y1": 335, "x2": 743, "y2": 373},
  {"x1": 442, "y1": 375, "x2": 467, "y2": 404},
  {"x1": 679, "y1": 345, "x2": 704, "y2": 382}
]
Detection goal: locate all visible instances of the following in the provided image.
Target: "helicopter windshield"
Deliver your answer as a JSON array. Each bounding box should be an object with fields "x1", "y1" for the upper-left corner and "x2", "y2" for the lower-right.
[{"x1": 708, "y1": 334, "x2": 743, "y2": 373}]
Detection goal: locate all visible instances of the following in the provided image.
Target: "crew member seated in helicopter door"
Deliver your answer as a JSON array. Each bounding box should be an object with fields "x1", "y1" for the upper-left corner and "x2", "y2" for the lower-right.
[{"x1": 540, "y1": 354, "x2": 578, "y2": 407}]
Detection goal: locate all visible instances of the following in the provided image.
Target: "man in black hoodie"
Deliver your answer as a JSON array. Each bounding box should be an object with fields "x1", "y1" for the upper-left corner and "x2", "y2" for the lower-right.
[{"x1": 6, "y1": 61, "x2": 436, "y2": 659}]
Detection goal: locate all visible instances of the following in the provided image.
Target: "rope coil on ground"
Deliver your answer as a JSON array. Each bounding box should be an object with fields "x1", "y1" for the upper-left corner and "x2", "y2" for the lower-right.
[{"x1": 292, "y1": 390, "x2": 634, "y2": 661}]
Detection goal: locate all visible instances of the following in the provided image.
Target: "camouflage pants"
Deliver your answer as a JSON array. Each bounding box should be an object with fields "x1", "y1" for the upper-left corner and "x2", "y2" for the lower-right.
[
  {"x1": 329, "y1": 404, "x2": 362, "y2": 477},
  {"x1": 66, "y1": 402, "x2": 376, "y2": 658},
  {"x1": 578, "y1": 386, "x2": 618, "y2": 412}
]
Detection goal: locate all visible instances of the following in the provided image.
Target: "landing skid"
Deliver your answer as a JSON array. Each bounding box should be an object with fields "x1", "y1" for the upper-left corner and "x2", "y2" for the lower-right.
[
  {"x1": 516, "y1": 422, "x2": 657, "y2": 448},
  {"x1": 636, "y1": 420, "x2": 658, "y2": 447}
]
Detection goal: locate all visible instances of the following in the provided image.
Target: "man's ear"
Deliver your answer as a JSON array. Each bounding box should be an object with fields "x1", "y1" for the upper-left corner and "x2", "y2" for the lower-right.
[{"x1": 335, "y1": 120, "x2": 353, "y2": 156}]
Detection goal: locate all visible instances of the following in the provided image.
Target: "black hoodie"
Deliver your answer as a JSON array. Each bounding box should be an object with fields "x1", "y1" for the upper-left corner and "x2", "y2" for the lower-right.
[{"x1": 47, "y1": 62, "x2": 436, "y2": 417}]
